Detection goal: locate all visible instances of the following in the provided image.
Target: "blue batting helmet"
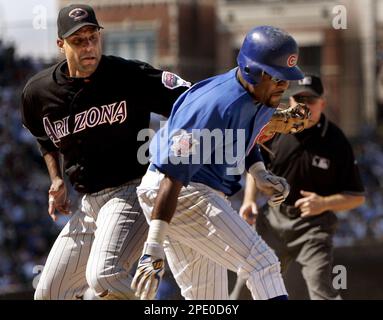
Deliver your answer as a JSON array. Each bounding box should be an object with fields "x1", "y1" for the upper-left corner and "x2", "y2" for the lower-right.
[{"x1": 237, "y1": 26, "x2": 304, "y2": 84}]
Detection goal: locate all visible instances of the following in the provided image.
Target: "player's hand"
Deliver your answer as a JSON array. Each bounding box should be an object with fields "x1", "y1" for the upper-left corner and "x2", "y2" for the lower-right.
[
  {"x1": 48, "y1": 177, "x2": 71, "y2": 221},
  {"x1": 249, "y1": 162, "x2": 290, "y2": 207},
  {"x1": 131, "y1": 242, "x2": 165, "y2": 300},
  {"x1": 295, "y1": 190, "x2": 327, "y2": 217},
  {"x1": 239, "y1": 201, "x2": 258, "y2": 225}
]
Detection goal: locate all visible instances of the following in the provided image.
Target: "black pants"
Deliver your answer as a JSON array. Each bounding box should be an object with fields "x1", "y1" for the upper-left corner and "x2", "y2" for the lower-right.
[{"x1": 230, "y1": 204, "x2": 340, "y2": 300}]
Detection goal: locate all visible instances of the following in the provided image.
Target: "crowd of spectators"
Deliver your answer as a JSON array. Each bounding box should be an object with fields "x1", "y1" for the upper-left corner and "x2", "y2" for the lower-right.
[
  {"x1": 333, "y1": 129, "x2": 383, "y2": 246},
  {"x1": 0, "y1": 41, "x2": 62, "y2": 294},
  {"x1": 0, "y1": 40, "x2": 382, "y2": 295}
]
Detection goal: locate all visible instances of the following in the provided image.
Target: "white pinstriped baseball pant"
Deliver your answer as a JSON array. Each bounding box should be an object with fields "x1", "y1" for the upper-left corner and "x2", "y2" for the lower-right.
[
  {"x1": 137, "y1": 169, "x2": 287, "y2": 300},
  {"x1": 34, "y1": 179, "x2": 148, "y2": 300}
]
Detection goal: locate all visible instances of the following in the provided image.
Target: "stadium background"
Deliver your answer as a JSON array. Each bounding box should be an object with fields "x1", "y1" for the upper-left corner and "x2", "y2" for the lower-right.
[{"x1": 0, "y1": 0, "x2": 382, "y2": 299}]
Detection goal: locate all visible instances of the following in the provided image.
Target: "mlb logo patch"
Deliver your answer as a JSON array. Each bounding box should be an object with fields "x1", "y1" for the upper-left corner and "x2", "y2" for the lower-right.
[
  {"x1": 170, "y1": 130, "x2": 198, "y2": 157},
  {"x1": 312, "y1": 155, "x2": 330, "y2": 169},
  {"x1": 162, "y1": 72, "x2": 191, "y2": 90},
  {"x1": 299, "y1": 76, "x2": 313, "y2": 86}
]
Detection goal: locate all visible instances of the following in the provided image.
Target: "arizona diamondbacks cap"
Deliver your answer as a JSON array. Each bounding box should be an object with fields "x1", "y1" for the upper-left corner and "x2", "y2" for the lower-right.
[{"x1": 57, "y1": 4, "x2": 103, "y2": 39}]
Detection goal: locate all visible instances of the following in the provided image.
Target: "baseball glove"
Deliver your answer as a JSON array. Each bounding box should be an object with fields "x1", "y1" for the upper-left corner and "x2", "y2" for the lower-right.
[{"x1": 257, "y1": 103, "x2": 311, "y2": 144}]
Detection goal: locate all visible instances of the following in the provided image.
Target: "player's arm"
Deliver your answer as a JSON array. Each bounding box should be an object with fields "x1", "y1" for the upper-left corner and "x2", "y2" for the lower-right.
[
  {"x1": 44, "y1": 151, "x2": 62, "y2": 182},
  {"x1": 296, "y1": 136, "x2": 366, "y2": 217},
  {"x1": 295, "y1": 191, "x2": 365, "y2": 217},
  {"x1": 245, "y1": 145, "x2": 290, "y2": 208},
  {"x1": 21, "y1": 87, "x2": 70, "y2": 221},
  {"x1": 136, "y1": 62, "x2": 191, "y2": 117},
  {"x1": 239, "y1": 173, "x2": 258, "y2": 225},
  {"x1": 131, "y1": 174, "x2": 182, "y2": 300},
  {"x1": 151, "y1": 175, "x2": 183, "y2": 222},
  {"x1": 43, "y1": 152, "x2": 71, "y2": 221}
]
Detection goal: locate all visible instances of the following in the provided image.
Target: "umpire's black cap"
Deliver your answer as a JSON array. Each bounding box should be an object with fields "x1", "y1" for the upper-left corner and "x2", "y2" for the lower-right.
[
  {"x1": 57, "y1": 4, "x2": 103, "y2": 39},
  {"x1": 288, "y1": 75, "x2": 324, "y2": 97}
]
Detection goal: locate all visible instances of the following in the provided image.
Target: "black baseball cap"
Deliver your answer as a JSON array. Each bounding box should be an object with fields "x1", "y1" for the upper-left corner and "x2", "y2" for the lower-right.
[
  {"x1": 288, "y1": 74, "x2": 324, "y2": 97},
  {"x1": 57, "y1": 4, "x2": 103, "y2": 39}
]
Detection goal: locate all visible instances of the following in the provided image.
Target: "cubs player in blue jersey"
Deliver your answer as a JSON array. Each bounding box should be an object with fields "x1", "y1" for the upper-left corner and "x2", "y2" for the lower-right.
[{"x1": 131, "y1": 26, "x2": 305, "y2": 300}]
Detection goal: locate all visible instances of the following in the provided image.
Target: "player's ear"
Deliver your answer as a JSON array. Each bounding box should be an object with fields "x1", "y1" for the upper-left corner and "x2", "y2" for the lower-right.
[
  {"x1": 289, "y1": 96, "x2": 297, "y2": 106},
  {"x1": 57, "y1": 38, "x2": 65, "y2": 53},
  {"x1": 319, "y1": 97, "x2": 326, "y2": 111}
]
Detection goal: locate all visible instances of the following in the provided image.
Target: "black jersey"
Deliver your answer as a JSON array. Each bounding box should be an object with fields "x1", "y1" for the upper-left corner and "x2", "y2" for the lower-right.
[
  {"x1": 21, "y1": 55, "x2": 190, "y2": 193},
  {"x1": 261, "y1": 114, "x2": 365, "y2": 206}
]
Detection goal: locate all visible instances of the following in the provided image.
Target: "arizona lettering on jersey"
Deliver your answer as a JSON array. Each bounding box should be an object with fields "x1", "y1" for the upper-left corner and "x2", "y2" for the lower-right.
[
  {"x1": 43, "y1": 100, "x2": 127, "y2": 145},
  {"x1": 22, "y1": 56, "x2": 190, "y2": 194}
]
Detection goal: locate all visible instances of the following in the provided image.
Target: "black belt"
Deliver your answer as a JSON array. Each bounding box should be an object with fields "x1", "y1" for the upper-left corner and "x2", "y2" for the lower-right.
[{"x1": 279, "y1": 203, "x2": 301, "y2": 219}]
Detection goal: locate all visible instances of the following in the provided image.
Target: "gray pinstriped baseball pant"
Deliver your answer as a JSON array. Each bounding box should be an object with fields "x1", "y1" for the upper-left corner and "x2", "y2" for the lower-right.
[
  {"x1": 34, "y1": 179, "x2": 147, "y2": 300},
  {"x1": 137, "y1": 169, "x2": 287, "y2": 300}
]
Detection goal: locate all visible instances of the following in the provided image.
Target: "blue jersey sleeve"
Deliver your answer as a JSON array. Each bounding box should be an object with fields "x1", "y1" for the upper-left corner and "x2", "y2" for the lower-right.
[{"x1": 150, "y1": 101, "x2": 229, "y2": 186}]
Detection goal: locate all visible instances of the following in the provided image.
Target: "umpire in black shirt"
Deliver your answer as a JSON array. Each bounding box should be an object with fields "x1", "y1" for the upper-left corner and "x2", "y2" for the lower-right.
[
  {"x1": 21, "y1": 4, "x2": 190, "y2": 300},
  {"x1": 231, "y1": 75, "x2": 365, "y2": 300}
]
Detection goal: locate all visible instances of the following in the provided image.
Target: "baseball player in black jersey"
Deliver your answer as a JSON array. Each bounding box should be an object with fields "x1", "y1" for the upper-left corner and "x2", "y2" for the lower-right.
[
  {"x1": 21, "y1": 4, "x2": 190, "y2": 300},
  {"x1": 231, "y1": 75, "x2": 366, "y2": 300}
]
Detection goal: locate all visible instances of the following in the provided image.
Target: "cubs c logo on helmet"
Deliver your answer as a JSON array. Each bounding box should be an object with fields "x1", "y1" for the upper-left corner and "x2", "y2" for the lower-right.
[
  {"x1": 237, "y1": 26, "x2": 304, "y2": 84},
  {"x1": 69, "y1": 8, "x2": 89, "y2": 21},
  {"x1": 287, "y1": 54, "x2": 298, "y2": 67}
]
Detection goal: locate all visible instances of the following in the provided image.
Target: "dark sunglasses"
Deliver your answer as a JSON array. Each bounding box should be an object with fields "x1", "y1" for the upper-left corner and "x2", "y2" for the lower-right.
[
  {"x1": 293, "y1": 95, "x2": 320, "y2": 104},
  {"x1": 262, "y1": 71, "x2": 286, "y2": 84}
]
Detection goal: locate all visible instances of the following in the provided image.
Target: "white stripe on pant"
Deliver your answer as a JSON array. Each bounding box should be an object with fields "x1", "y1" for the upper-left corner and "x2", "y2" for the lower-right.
[
  {"x1": 137, "y1": 169, "x2": 287, "y2": 300},
  {"x1": 34, "y1": 180, "x2": 148, "y2": 300}
]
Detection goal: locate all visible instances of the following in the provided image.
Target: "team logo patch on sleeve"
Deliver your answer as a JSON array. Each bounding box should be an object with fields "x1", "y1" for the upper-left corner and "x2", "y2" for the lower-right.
[
  {"x1": 170, "y1": 130, "x2": 198, "y2": 157},
  {"x1": 162, "y1": 72, "x2": 191, "y2": 90}
]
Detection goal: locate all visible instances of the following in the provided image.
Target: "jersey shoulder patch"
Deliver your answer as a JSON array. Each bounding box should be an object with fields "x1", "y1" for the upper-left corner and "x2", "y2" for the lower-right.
[
  {"x1": 170, "y1": 130, "x2": 199, "y2": 157},
  {"x1": 162, "y1": 71, "x2": 191, "y2": 90}
]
